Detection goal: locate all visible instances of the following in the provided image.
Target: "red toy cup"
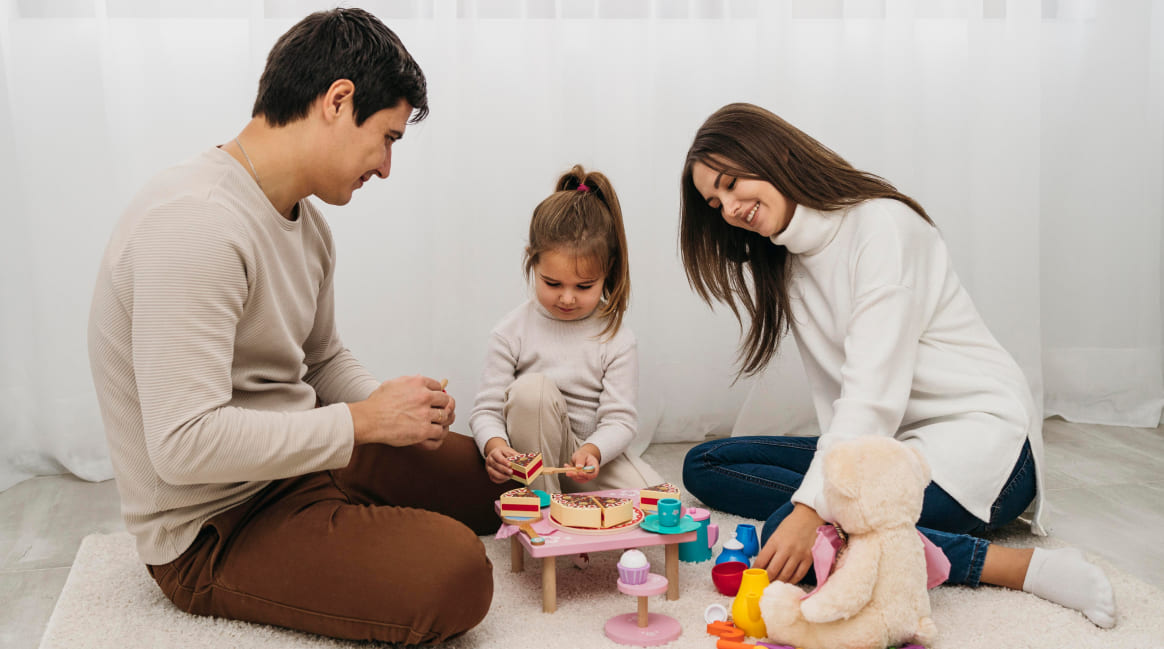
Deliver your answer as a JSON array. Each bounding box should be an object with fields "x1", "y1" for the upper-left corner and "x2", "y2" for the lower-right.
[{"x1": 711, "y1": 561, "x2": 748, "y2": 596}]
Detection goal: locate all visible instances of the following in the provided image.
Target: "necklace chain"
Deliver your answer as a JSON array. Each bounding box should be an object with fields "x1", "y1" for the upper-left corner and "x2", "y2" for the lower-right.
[{"x1": 234, "y1": 137, "x2": 261, "y2": 190}]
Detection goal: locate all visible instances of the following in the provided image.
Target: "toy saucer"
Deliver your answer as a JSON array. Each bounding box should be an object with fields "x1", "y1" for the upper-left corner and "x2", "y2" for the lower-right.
[
  {"x1": 640, "y1": 513, "x2": 699, "y2": 535},
  {"x1": 531, "y1": 489, "x2": 551, "y2": 508}
]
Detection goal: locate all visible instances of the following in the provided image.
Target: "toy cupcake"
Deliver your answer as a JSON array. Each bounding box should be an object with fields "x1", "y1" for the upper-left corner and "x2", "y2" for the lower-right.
[{"x1": 617, "y1": 549, "x2": 649, "y2": 585}]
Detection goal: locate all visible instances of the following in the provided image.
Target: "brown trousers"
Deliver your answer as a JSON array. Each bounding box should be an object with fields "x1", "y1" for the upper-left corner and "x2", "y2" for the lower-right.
[{"x1": 147, "y1": 432, "x2": 512, "y2": 644}]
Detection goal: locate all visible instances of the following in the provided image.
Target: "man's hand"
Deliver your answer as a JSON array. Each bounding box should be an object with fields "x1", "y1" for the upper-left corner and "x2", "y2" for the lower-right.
[
  {"x1": 565, "y1": 444, "x2": 601, "y2": 484},
  {"x1": 348, "y1": 375, "x2": 453, "y2": 450},
  {"x1": 483, "y1": 437, "x2": 520, "y2": 484},
  {"x1": 752, "y1": 503, "x2": 824, "y2": 584}
]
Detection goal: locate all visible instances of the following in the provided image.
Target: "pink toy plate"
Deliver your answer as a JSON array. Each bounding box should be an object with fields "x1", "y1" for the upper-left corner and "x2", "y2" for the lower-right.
[{"x1": 548, "y1": 507, "x2": 644, "y2": 535}]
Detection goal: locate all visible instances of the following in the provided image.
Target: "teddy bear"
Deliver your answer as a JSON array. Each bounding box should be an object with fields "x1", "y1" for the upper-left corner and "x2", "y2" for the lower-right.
[{"x1": 757, "y1": 436, "x2": 940, "y2": 649}]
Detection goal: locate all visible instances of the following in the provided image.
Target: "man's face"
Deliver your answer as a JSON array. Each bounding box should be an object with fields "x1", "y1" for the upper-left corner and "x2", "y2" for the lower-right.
[{"x1": 317, "y1": 101, "x2": 412, "y2": 206}]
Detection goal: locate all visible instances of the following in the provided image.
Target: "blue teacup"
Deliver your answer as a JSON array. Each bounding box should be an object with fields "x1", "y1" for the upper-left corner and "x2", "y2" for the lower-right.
[{"x1": 657, "y1": 497, "x2": 681, "y2": 527}]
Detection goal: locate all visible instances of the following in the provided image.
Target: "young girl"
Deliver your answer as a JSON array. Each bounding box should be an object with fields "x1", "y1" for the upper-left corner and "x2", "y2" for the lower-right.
[
  {"x1": 470, "y1": 165, "x2": 662, "y2": 494},
  {"x1": 679, "y1": 103, "x2": 1116, "y2": 628}
]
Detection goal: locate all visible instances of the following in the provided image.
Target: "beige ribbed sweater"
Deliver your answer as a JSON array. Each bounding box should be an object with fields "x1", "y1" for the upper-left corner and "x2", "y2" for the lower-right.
[
  {"x1": 468, "y1": 300, "x2": 638, "y2": 465},
  {"x1": 88, "y1": 148, "x2": 381, "y2": 564}
]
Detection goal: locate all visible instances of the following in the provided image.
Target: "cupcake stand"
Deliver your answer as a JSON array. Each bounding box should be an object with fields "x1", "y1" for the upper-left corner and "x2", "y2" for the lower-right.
[{"x1": 606, "y1": 568, "x2": 683, "y2": 645}]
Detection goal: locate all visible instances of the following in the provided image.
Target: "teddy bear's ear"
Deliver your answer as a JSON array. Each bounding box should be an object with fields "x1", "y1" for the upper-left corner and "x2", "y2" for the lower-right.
[
  {"x1": 909, "y1": 445, "x2": 932, "y2": 484},
  {"x1": 823, "y1": 443, "x2": 862, "y2": 500},
  {"x1": 833, "y1": 474, "x2": 860, "y2": 500}
]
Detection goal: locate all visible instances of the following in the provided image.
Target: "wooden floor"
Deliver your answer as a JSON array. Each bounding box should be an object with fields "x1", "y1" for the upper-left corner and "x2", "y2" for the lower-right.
[{"x1": 2, "y1": 417, "x2": 1162, "y2": 649}]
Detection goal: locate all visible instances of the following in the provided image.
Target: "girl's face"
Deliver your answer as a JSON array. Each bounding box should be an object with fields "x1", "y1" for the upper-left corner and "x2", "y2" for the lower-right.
[
  {"x1": 533, "y1": 249, "x2": 606, "y2": 321},
  {"x1": 690, "y1": 158, "x2": 796, "y2": 238}
]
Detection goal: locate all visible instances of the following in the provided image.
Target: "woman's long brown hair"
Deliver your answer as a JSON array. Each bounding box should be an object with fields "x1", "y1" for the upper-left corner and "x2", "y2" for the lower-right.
[{"x1": 680, "y1": 103, "x2": 933, "y2": 379}]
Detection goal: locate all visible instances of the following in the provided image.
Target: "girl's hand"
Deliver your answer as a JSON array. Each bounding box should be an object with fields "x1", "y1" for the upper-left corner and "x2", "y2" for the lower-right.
[
  {"x1": 752, "y1": 503, "x2": 824, "y2": 584},
  {"x1": 483, "y1": 438, "x2": 519, "y2": 484},
  {"x1": 566, "y1": 444, "x2": 601, "y2": 484}
]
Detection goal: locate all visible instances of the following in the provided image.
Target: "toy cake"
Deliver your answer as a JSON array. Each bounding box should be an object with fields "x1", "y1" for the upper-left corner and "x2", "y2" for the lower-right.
[
  {"x1": 550, "y1": 494, "x2": 633, "y2": 529},
  {"x1": 500, "y1": 487, "x2": 542, "y2": 518},
  {"x1": 639, "y1": 482, "x2": 681, "y2": 513},
  {"x1": 507, "y1": 452, "x2": 543, "y2": 485}
]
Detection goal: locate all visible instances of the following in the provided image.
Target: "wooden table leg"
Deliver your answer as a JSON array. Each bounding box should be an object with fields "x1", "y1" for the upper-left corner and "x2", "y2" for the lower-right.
[
  {"x1": 542, "y1": 556, "x2": 557, "y2": 613},
  {"x1": 665, "y1": 543, "x2": 679, "y2": 600},
  {"x1": 510, "y1": 536, "x2": 524, "y2": 573}
]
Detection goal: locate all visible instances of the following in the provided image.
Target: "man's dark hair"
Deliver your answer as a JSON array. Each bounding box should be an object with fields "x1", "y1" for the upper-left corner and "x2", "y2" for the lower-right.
[{"x1": 253, "y1": 8, "x2": 428, "y2": 127}]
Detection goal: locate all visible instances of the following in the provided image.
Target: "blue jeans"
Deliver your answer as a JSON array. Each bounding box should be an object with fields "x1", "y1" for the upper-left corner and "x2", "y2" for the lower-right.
[{"x1": 682, "y1": 436, "x2": 1035, "y2": 587}]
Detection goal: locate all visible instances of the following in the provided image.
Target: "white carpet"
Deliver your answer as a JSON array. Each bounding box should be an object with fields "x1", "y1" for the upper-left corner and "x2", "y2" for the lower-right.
[{"x1": 40, "y1": 518, "x2": 1164, "y2": 649}]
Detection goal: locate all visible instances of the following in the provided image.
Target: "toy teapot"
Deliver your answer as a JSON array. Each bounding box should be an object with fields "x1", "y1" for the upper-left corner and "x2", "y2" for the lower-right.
[
  {"x1": 678, "y1": 507, "x2": 719, "y2": 562},
  {"x1": 714, "y1": 537, "x2": 750, "y2": 565},
  {"x1": 731, "y1": 567, "x2": 770, "y2": 639}
]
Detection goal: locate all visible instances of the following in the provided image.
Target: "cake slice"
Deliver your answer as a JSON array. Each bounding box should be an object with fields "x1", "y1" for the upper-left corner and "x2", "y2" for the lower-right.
[
  {"x1": 507, "y1": 452, "x2": 543, "y2": 485},
  {"x1": 550, "y1": 494, "x2": 634, "y2": 528},
  {"x1": 639, "y1": 482, "x2": 681, "y2": 513},
  {"x1": 499, "y1": 487, "x2": 542, "y2": 518},
  {"x1": 592, "y1": 495, "x2": 633, "y2": 528},
  {"x1": 551, "y1": 494, "x2": 602, "y2": 528}
]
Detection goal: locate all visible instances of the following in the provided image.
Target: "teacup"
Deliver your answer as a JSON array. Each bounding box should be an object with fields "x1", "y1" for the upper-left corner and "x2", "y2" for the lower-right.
[
  {"x1": 711, "y1": 561, "x2": 747, "y2": 596},
  {"x1": 657, "y1": 497, "x2": 681, "y2": 527}
]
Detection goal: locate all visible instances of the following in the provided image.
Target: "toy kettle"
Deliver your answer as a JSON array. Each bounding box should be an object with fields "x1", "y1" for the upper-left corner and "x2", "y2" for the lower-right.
[
  {"x1": 714, "y1": 537, "x2": 750, "y2": 565},
  {"x1": 731, "y1": 567, "x2": 770, "y2": 639},
  {"x1": 678, "y1": 507, "x2": 719, "y2": 562}
]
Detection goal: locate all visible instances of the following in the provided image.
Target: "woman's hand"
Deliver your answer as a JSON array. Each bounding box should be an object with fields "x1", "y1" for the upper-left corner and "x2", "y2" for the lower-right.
[
  {"x1": 566, "y1": 444, "x2": 602, "y2": 484},
  {"x1": 752, "y1": 503, "x2": 825, "y2": 583},
  {"x1": 483, "y1": 437, "x2": 519, "y2": 484}
]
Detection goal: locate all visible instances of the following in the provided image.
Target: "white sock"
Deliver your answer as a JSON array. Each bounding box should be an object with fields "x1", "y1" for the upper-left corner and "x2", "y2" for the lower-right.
[{"x1": 1022, "y1": 547, "x2": 1116, "y2": 628}]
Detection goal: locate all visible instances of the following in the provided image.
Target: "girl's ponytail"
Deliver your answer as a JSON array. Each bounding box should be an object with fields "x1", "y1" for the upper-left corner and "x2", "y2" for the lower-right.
[{"x1": 527, "y1": 165, "x2": 632, "y2": 340}]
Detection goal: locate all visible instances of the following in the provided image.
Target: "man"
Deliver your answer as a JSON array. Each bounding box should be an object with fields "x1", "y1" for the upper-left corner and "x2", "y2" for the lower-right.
[{"x1": 88, "y1": 8, "x2": 507, "y2": 644}]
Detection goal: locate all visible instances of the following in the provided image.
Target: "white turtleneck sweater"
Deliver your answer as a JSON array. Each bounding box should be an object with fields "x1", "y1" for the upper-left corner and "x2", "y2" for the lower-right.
[
  {"x1": 469, "y1": 300, "x2": 637, "y2": 466},
  {"x1": 772, "y1": 199, "x2": 1044, "y2": 532}
]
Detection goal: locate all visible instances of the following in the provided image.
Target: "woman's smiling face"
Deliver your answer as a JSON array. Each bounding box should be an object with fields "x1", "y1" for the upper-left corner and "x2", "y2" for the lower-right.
[{"x1": 690, "y1": 158, "x2": 796, "y2": 238}]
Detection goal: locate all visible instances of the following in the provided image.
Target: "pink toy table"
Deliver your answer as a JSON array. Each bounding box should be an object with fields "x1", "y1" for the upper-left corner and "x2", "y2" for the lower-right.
[{"x1": 494, "y1": 488, "x2": 697, "y2": 613}]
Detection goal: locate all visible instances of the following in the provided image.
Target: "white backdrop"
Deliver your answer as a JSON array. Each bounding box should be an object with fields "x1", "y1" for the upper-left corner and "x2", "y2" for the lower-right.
[{"x1": 1, "y1": 0, "x2": 1161, "y2": 493}]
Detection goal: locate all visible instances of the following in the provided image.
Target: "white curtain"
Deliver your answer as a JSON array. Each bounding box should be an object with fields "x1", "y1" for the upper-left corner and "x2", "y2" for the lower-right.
[{"x1": 1, "y1": 0, "x2": 1161, "y2": 493}]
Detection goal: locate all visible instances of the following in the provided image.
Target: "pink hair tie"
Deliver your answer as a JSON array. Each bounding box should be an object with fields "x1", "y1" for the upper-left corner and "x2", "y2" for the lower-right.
[{"x1": 577, "y1": 183, "x2": 590, "y2": 192}]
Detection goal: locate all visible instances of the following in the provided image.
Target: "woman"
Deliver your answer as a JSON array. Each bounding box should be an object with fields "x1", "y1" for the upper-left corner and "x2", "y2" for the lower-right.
[{"x1": 679, "y1": 102, "x2": 1114, "y2": 628}]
